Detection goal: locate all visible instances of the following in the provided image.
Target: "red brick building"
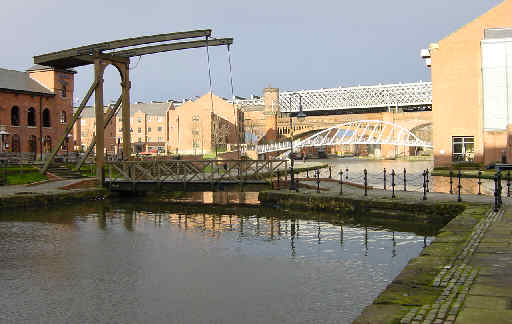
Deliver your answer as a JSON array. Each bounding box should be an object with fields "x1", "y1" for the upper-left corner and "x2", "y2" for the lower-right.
[{"x1": 0, "y1": 64, "x2": 75, "y2": 159}]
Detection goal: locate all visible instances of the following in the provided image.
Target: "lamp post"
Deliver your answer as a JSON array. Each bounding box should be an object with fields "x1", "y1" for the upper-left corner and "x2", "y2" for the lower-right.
[{"x1": 289, "y1": 94, "x2": 306, "y2": 191}]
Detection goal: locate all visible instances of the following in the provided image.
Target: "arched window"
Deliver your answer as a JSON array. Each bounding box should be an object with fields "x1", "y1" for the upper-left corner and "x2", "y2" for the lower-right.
[
  {"x1": 61, "y1": 85, "x2": 67, "y2": 98},
  {"x1": 11, "y1": 135, "x2": 20, "y2": 153},
  {"x1": 60, "y1": 111, "x2": 66, "y2": 124},
  {"x1": 43, "y1": 108, "x2": 51, "y2": 127},
  {"x1": 11, "y1": 106, "x2": 19, "y2": 126},
  {"x1": 28, "y1": 135, "x2": 37, "y2": 154},
  {"x1": 27, "y1": 107, "x2": 36, "y2": 126}
]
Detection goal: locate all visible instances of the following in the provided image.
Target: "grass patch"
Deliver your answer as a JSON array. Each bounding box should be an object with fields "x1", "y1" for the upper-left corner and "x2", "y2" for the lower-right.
[
  {"x1": 432, "y1": 169, "x2": 497, "y2": 179},
  {"x1": 6, "y1": 172, "x2": 47, "y2": 185}
]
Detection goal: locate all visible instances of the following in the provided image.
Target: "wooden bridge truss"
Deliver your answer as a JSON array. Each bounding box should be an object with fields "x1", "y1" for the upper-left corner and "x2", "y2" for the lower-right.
[
  {"x1": 106, "y1": 159, "x2": 288, "y2": 184},
  {"x1": 35, "y1": 30, "x2": 233, "y2": 183}
]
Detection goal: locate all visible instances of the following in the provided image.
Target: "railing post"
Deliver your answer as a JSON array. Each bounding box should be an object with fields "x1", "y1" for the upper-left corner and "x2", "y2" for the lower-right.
[
  {"x1": 457, "y1": 169, "x2": 462, "y2": 202},
  {"x1": 306, "y1": 169, "x2": 309, "y2": 178},
  {"x1": 507, "y1": 170, "x2": 510, "y2": 197},
  {"x1": 498, "y1": 170, "x2": 503, "y2": 208},
  {"x1": 383, "y1": 168, "x2": 387, "y2": 191},
  {"x1": 494, "y1": 173, "x2": 499, "y2": 212},
  {"x1": 364, "y1": 169, "x2": 368, "y2": 197},
  {"x1": 449, "y1": 170, "x2": 453, "y2": 194},
  {"x1": 329, "y1": 166, "x2": 332, "y2": 179},
  {"x1": 316, "y1": 169, "x2": 320, "y2": 193},
  {"x1": 422, "y1": 170, "x2": 427, "y2": 201},
  {"x1": 426, "y1": 169, "x2": 430, "y2": 192},
  {"x1": 339, "y1": 171, "x2": 343, "y2": 195},
  {"x1": 345, "y1": 168, "x2": 349, "y2": 181},
  {"x1": 391, "y1": 169, "x2": 396, "y2": 199},
  {"x1": 478, "y1": 170, "x2": 482, "y2": 195},
  {"x1": 403, "y1": 168, "x2": 407, "y2": 192}
]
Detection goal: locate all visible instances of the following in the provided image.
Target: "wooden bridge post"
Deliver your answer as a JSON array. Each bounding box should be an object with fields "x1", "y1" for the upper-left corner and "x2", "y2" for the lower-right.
[{"x1": 94, "y1": 59, "x2": 106, "y2": 185}]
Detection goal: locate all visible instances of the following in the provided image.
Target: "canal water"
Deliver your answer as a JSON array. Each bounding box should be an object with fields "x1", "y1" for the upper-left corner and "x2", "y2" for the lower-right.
[{"x1": 0, "y1": 198, "x2": 437, "y2": 324}]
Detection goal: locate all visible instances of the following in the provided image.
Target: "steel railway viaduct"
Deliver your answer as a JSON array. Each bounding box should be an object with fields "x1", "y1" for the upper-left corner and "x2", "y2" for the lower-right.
[{"x1": 236, "y1": 82, "x2": 433, "y2": 158}]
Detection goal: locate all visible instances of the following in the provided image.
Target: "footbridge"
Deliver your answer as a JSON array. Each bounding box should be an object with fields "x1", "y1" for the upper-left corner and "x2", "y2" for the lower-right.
[{"x1": 257, "y1": 120, "x2": 432, "y2": 154}]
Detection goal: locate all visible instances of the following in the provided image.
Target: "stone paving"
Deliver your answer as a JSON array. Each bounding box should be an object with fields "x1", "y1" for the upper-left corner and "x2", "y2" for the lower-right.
[{"x1": 0, "y1": 178, "x2": 92, "y2": 196}]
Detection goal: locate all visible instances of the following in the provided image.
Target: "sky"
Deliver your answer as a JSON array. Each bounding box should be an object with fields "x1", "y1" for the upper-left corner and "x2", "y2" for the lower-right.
[{"x1": 0, "y1": 0, "x2": 503, "y2": 105}]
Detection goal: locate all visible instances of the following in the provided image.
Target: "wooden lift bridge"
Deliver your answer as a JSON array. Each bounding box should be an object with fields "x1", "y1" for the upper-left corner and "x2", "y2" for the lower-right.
[{"x1": 34, "y1": 30, "x2": 233, "y2": 183}]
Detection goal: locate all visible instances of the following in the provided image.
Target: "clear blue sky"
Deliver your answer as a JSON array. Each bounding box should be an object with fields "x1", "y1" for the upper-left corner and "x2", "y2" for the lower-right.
[{"x1": 0, "y1": 0, "x2": 503, "y2": 105}]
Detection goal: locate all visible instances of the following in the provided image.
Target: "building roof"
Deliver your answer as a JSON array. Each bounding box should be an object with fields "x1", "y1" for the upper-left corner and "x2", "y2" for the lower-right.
[
  {"x1": 78, "y1": 101, "x2": 172, "y2": 118},
  {"x1": 26, "y1": 64, "x2": 76, "y2": 74},
  {"x1": 0, "y1": 67, "x2": 54, "y2": 96}
]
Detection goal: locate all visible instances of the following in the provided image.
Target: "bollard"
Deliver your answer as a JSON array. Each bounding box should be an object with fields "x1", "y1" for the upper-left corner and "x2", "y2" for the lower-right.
[
  {"x1": 296, "y1": 176, "x2": 300, "y2": 193},
  {"x1": 345, "y1": 168, "x2": 349, "y2": 181},
  {"x1": 422, "y1": 170, "x2": 427, "y2": 201},
  {"x1": 277, "y1": 170, "x2": 280, "y2": 190},
  {"x1": 391, "y1": 169, "x2": 396, "y2": 199},
  {"x1": 306, "y1": 169, "x2": 309, "y2": 178},
  {"x1": 329, "y1": 166, "x2": 332, "y2": 179},
  {"x1": 426, "y1": 169, "x2": 430, "y2": 192},
  {"x1": 316, "y1": 170, "x2": 320, "y2": 193},
  {"x1": 477, "y1": 170, "x2": 482, "y2": 195},
  {"x1": 383, "y1": 168, "x2": 387, "y2": 191},
  {"x1": 507, "y1": 170, "x2": 510, "y2": 197},
  {"x1": 403, "y1": 168, "x2": 407, "y2": 192},
  {"x1": 449, "y1": 170, "x2": 453, "y2": 194},
  {"x1": 494, "y1": 173, "x2": 499, "y2": 212},
  {"x1": 364, "y1": 169, "x2": 368, "y2": 197},
  {"x1": 457, "y1": 169, "x2": 462, "y2": 202},
  {"x1": 339, "y1": 171, "x2": 343, "y2": 195}
]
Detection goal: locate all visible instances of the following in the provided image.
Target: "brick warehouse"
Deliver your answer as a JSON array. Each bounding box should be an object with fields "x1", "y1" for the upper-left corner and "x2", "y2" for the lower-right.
[
  {"x1": 0, "y1": 64, "x2": 75, "y2": 158},
  {"x1": 429, "y1": 0, "x2": 512, "y2": 166},
  {"x1": 77, "y1": 93, "x2": 242, "y2": 156}
]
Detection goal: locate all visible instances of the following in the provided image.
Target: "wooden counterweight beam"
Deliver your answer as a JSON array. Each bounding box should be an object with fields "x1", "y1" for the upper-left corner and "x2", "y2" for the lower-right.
[
  {"x1": 34, "y1": 29, "x2": 212, "y2": 68},
  {"x1": 114, "y1": 38, "x2": 234, "y2": 58}
]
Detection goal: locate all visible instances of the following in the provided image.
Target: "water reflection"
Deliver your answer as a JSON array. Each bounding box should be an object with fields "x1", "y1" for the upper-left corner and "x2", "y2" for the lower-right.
[{"x1": 0, "y1": 202, "x2": 436, "y2": 324}]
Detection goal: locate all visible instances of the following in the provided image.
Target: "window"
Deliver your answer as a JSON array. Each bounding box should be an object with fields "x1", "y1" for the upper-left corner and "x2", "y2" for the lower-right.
[
  {"x1": 452, "y1": 136, "x2": 475, "y2": 162},
  {"x1": 192, "y1": 115, "x2": 199, "y2": 121},
  {"x1": 11, "y1": 106, "x2": 20, "y2": 126},
  {"x1": 148, "y1": 137, "x2": 152, "y2": 142},
  {"x1": 27, "y1": 107, "x2": 36, "y2": 126},
  {"x1": 137, "y1": 118, "x2": 142, "y2": 123},
  {"x1": 119, "y1": 128, "x2": 123, "y2": 132},
  {"x1": 43, "y1": 108, "x2": 51, "y2": 127},
  {"x1": 138, "y1": 128, "x2": 142, "y2": 133},
  {"x1": 81, "y1": 119, "x2": 86, "y2": 125},
  {"x1": 148, "y1": 127, "x2": 152, "y2": 133},
  {"x1": 157, "y1": 116, "x2": 162, "y2": 122},
  {"x1": 60, "y1": 111, "x2": 67, "y2": 124},
  {"x1": 61, "y1": 85, "x2": 67, "y2": 98},
  {"x1": 158, "y1": 136, "x2": 162, "y2": 142},
  {"x1": 157, "y1": 126, "x2": 162, "y2": 132},
  {"x1": 43, "y1": 136, "x2": 52, "y2": 153},
  {"x1": 130, "y1": 128, "x2": 133, "y2": 132},
  {"x1": 138, "y1": 137, "x2": 142, "y2": 142},
  {"x1": 147, "y1": 116, "x2": 152, "y2": 121}
]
